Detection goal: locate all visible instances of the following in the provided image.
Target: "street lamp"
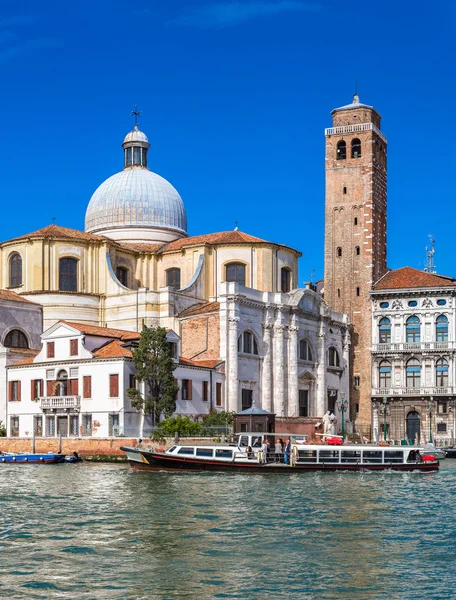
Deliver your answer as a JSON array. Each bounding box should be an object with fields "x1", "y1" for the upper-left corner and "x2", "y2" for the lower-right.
[
  {"x1": 336, "y1": 391, "x2": 348, "y2": 441},
  {"x1": 426, "y1": 398, "x2": 435, "y2": 444},
  {"x1": 378, "y1": 396, "x2": 390, "y2": 442}
]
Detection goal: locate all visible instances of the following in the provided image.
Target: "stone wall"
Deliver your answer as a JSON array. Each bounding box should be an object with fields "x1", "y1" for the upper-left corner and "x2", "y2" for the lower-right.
[{"x1": 0, "y1": 437, "x2": 138, "y2": 457}]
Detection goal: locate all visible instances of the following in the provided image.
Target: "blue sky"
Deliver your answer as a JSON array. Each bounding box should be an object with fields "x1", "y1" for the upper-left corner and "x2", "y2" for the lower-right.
[{"x1": 0, "y1": 0, "x2": 454, "y2": 281}]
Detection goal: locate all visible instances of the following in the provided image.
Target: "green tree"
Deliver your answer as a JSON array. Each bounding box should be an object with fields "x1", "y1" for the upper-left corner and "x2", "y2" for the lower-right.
[
  {"x1": 127, "y1": 326, "x2": 179, "y2": 425},
  {"x1": 0, "y1": 420, "x2": 6, "y2": 437}
]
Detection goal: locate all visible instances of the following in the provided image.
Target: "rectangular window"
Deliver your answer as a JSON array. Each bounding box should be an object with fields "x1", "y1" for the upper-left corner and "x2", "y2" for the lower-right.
[
  {"x1": 202, "y1": 381, "x2": 209, "y2": 402},
  {"x1": 10, "y1": 416, "x2": 19, "y2": 437},
  {"x1": 109, "y1": 413, "x2": 120, "y2": 436},
  {"x1": 298, "y1": 390, "x2": 309, "y2": 417},
  {"x1": 83, "y1": 376, "x2": 92, "y2": 399},
  {"x1": 70, "y1": 339, "x2": 78, "y2": 356},
  {"x1": 129, "y1": 374, "x2": 136, "y2": 389},
  {"x1": 31, "y1": 379, "x2": 43, "y2": 400},
  {"x1": 33, "y1": 415, "x2": 43, "y2": 437},
  {"x1": 196, "y1": 448, "x2": 214, "y2": 457},
  {"x1": 318, "y1": 450, "x2": 339, "y2": 463},
  {"x1": 241, "y1": 389, "x2": 253, "y2": 411},
  {"x1": 47, "y1": 342, "x2": 55, "y2": 359},
  {"x1": 383, "y1": 451, "x2": 404, "y2": 463},
  {"x1": 177, "y1": 447, "x2": 194, "y2": 455},
  {"x1": 69, "y1": 415, "x2": 79, "y2": 436},
  {"x1": 46, "y1": 416, "x2": 55, "y2": 437},
  {"x1": 216, "y1": 382, "x2": 222, "y2": 407},
  {"x1": 354, "y1": 376, "x2": 360, "y2": 387},
  {"x1": 82, "y1": 414, "x2": 92, "y2": 436},
  {"x1": 438, "y1": 402, "x2": 447, "y2": 414},
  {"x1": 8, "y1": 381, "x2": 21, "y2": 402},
  {"x1": 109, "y1": 374, "x2": 119, "y2": 398},
  {"x1": 297, "y1": 450, "x2": 317, "y2": 463},
  {"x1": 437, "y1": 422, "x2": 447, "y2": 433},
  {"x1": 362, "y1": 450, "x2": 383, "y2": 463},
  {"x1": 215, "y1": 449, "x2": 233, "y2": 459},
  {"x1": 168, "y1": 342, "x2": 178, "y2": 359},
  {"x1": 182, "y1": 379, "x2": 192, "y2": 401},
  {"x1": 46, "y1": 369, "x2": 55, "y2": 380},
  {"x1": 69, "y1": 367, "x2": 79, "y2": 379},
  {"x1": 341, "y1": 450, "x2": 362, "y2": 463}
]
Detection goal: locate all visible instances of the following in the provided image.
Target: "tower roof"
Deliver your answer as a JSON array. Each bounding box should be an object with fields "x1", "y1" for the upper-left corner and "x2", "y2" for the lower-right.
[{"x1": 331, "y1": 94, "x2": 380, "y2": 116}]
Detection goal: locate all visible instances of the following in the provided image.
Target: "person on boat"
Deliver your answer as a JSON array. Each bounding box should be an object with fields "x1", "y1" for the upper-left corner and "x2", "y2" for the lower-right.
[
  {"x1": 262, "y1": 438, "x2": 270, "y2": 464},
  {"x1": 283, "y1": 439, "x2": 291, "y2": 465},
  {"x1": 246, "y1": 446, "x2": 254, "y2": 459},
  {"x1": 275, "y1": 438, "x2": 284, "y2": 460}
]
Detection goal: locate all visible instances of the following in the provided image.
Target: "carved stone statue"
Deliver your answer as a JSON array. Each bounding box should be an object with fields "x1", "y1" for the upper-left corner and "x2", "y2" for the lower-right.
[{"x1": 322, "y1": 411, "x2": 332, "y2": 435}]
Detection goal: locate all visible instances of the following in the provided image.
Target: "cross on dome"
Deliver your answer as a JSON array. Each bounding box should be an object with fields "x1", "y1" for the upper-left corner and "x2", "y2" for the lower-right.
[{"x1": 130, "y1": 105, "x2": 142, "y2": 125}]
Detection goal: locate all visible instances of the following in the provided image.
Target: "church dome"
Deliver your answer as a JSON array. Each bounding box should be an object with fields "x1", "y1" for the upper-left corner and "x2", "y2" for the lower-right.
[{"x1": 85, "y1": 120, "x2": 187, "y2": 244}]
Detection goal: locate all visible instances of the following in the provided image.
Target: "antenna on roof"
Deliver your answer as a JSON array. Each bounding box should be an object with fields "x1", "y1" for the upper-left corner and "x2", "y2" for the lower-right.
[
  {"x1": 234, "y1": 221, "x2": 239, "y2": 231},
  {"x1": 424, "y1": 234, "x2": 436, "y2": 274}
]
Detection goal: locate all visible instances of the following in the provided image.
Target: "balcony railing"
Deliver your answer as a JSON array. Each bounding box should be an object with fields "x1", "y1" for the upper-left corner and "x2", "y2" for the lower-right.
[
  {"x1": 372, "y1": 341, "x2": 455, "y2": 353},
  {"x1": 40, "y1": 396, "x2": 81, "y2": 410},
  {"x1": 324, "y1": 122, "x2": 387, "y2": 144},
  {"x1": 372, "y1": 387, "x2": 454, "y2": 397}
]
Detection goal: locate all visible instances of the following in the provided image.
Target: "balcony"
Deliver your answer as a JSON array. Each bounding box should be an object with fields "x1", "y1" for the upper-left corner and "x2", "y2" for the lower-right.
[
  {"x1": 324, "y1": 122, "x2": 387, "y2": 144},
  {"x1": 372, "y1": 341, "x2": 456, "y2": 353},
  {"x1": 372, "y1": 387, "x2": 454, "y2": 398},
  {"x1": 40, "y1": 396, "x2": 81, "y2": 410}
]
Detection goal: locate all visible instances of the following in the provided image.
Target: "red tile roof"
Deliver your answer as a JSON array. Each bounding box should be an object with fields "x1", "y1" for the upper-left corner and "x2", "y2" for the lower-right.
[
  {"x1": 179, "y1": 301, "x2": 220, "y2": 317},
  {"x1": 119, "y1": 242, "x2": 165, "y2": 253},
  {"x1": 0, "y1": 289, "x2": 40, "y2": 304},
  {"x1": 4, "y1": 224, "x2": 107, "y2": 244},
  {"x1": 179, "y1": 357, "x2": 224, "y2": 369},
  {"x1": 93, "y1": 339, "x2": 133, "y2": 359},
  {"x1": 61, "y1": 321, "x2": 140, "y2": 340},
  {"x1": 374, "y1": 267, "x2": 456, "y2": 290},
  {"x1": 9, "y1": 357, "x2": 35, "y2": 366}
]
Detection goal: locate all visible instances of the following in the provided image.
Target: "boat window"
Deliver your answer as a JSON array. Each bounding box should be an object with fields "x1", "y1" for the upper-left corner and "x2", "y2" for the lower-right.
[
  {"x1": 341, "y1": 450, "x2": 361, "y2": 463},
  {"x1": 177, "y1": 447, "x2": 195, "y2": 455},
  {"x1": 297, "y1": 450, "x2": 317, "y2": 463},
  {"x1": 383, "y1": 451, "x2": 403, "y2": 463},
  {"x1": 362, "y1": 450, "x2": 382, "y2": 463},
  {"x1": 168, "y1": 445, "x2": 177, "y2": 453},
  {"x1": 215, "y1": 449, "x2": 233, "y2": 459},
  {"x1": 318, "y1": 450, "x2": 339, "y2": 463},
  {"x1": 252, "y1": 437, "x2": 262, "y2": 448},
  {"x1": 196, "y1": 448, "x2": 214, "y2": 457},
  {"x1": 239, "y1": 436, "x2": 249, "y2": 447}
]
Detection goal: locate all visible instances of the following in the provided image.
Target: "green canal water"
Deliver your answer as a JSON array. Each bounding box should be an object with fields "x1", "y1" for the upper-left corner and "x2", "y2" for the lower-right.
[{"x1": 1, "y1": 461, "x2": 456, "y2": 600}]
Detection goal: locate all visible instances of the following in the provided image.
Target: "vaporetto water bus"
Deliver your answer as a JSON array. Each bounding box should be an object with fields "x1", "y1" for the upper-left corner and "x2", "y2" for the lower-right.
[{"x1": 121, "y1": 432, "x2": 440, "y2": 473}]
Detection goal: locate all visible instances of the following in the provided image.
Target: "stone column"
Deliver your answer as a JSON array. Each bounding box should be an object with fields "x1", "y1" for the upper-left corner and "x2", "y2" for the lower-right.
[
  {"x1": 316, "y1": 327, "x2": 326, "y2": 417},
  {"x1": 274, "y1": 322, "x2": 286, "y2": 416},
  {"x1": 227, "y1": 316, "x2": 240, "y2": 412},
  {"x1": 288, "y1": 319, "x2": 299, "y2": 417},
  {"x1": 261, "y1": 323, "x2": 274, "y2": 412}
]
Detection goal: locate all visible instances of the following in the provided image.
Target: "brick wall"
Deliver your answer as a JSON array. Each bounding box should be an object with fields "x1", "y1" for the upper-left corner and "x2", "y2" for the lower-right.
[
  {"x1": 180, "y1": 313, "x2": 221, "y2": 360},
  {"x1": 0, "y1": 437, "x2": 138, "y2": 456}
]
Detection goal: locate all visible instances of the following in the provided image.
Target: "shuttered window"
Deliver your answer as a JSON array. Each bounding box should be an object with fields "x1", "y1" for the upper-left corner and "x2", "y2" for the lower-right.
[
  {"x1": 216, "y1": 382, "x2": 222, "y2": 407},
  {"x1": 31, "y1": 379, "x2": 43, "y2": 400},
  {"x1": 83, "y1": 376, "x2": 92, "y2": 398},
  {"x1": 70, "y1": 339, "x2": 78, "y2": 356},
  {"x1": 129, "y1": 374, "x2": 136, "y2": 389},
  {"x1": 47, "y1": 380, "x2": 56, "y2": 396},
  {"x1": 8, "y1": 381, "x2": 21, "y2": 401},
  {"x1": 70, "y1": 379, "x2": 79, "y2": 396},
  {"x1": 47, "y1": 342, "x2": 55, "y2": 358},
  {"x1": 109, "y1": 374, "x2": 119, "y2": 398},
  {"x1": 202, "y1": 381, "x2": 209, "y2": 402},
  {"x1": 182, "y1": 379, "x2": 192, "y2": 401}
]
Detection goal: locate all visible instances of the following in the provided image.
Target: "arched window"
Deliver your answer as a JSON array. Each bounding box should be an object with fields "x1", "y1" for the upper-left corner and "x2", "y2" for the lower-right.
[
  {"x1": 378, "y1": 360, "x2": 391, "y2": 388},
  {"x1": 379, "y1": 317, "x2": 391, "y2": 344},
  {"x1": 9, "y1": 253, "x2": 22, "y2": 287},
  {"x1": 238, "y1": 331, "x2": 259, "y2": 355},
  {"x1": 436, "y1": 315, "x2": 448, "y2": 342},
  {"x1": 351, "y1": 138, "x2": 361, "y2": 158},
  {"x1": 436, "y1": 358, "x2": 449, "y2": 387},
  {"x1": 56, "y1": 369, "x2": 68, "y2": 397},
  {"x1": 337, "y1": 140, "x2": 346, "y2": 160},
  {"x1": 226, "y1": 263, "x2": 245, "y2": 286},
  {"x1": 406, "y1": 358, "x2": 421, "y2": 389},
  {"x1": 354, "y1": 217, "x2": 358, "y2": 226},
  {"x1": 4, "y1": 329, "x2": 28, "y2": 349},
  {"x1": 59, "y1": 258, "x2": 78, "y2": 292},
  {"x1": 355, "y1": 246, "x2": 360, "y2": 256},
  {"x1": 166, "y1": 268, "x2": 181, "y2": 290},
  {"x1": 337, "y1": 247, "x2": 342, "y2": 257},
  {"x1": 299, "y1": 339, "x2": 313, "y2": 361},
  {"x1": 281, "y1": 267, "x2": 291, "y2": 293},
  {"x1": 328, "y1": 347, "x2": 340, "y2": 367},
  {"x1": 116, "y1": 266, "x2": 129, "y2": 287},
  {"x1": 343, "y1": 186, "x2": 347, "y2": 194},
  {"x1": 406, "y1": 315, "x2": 420, "y2": 343}
]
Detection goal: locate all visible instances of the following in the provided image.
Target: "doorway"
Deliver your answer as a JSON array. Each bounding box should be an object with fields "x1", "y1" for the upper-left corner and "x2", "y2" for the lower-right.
[
  {"x1": 57, "y1": 416, "x2": 68, "y2": 437},
  {"x1": 406, "y1": 411, "x2": 420, "y2": 444}
]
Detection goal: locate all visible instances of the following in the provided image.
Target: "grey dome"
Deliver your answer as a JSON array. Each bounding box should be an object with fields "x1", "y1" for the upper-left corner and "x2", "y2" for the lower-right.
[
  {"x1": 123, "y1": 127, "x2": 149, "y2": 144},
  {"x1": 85, "y1": 168, "x2": 187, "y2": 236}
]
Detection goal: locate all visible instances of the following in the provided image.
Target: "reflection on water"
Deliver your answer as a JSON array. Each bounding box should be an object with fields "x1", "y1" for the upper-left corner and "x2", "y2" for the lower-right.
[{"x1": 1, "y1": 462, "x2": 456, "y2": 599}]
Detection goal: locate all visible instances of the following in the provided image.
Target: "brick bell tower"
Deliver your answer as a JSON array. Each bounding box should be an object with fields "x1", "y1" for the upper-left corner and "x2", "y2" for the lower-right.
[{"x1": 324, "y1": 94, "x2": 387, "y2": 435}]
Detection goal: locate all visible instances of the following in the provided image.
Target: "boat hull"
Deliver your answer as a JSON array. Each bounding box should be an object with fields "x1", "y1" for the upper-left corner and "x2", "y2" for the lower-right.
[
  {"x1": 0, "y1": 453, "x2": 66, "y2": 464},
  {"x1": 121, "y1": 448, "x2": 439, "y2": 473}
]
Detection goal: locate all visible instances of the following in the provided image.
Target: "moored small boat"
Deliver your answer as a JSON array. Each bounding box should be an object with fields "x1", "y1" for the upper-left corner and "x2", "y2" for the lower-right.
[{"x1": 0, "y1": 451, "x2": 66, "y2": 464}]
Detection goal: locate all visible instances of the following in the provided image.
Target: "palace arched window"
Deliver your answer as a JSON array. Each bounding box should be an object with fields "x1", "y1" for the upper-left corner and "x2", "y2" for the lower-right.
[
  {"x1": 378, "y1": 360, "x2": 391, "y2": 388},
  {"x1": 406, "y1": 358, "x2": 421, "y2": 389},
  {"x1": 379, "y1": 317, "x2": 391, "y2": 344},
  {"x1": 436, "y1": 358, "x2": 449, "y2": 387},
  {"x1": 436, "y1": 315, "x2": 448, "y2": 342},
  {"x1": 166, "y1": 268, "x2": 181, "y2": 290},
  {"x1": 238, "y1": 331, "x2": 259, "y2": 355},
  {"x1": 116, "y1": 266, "x2": 129, "y2": 287},
  {"x1": 299, "y1": 339, "x2": 313, "y2": 361},
  {"x1": 56, "y1": 369, "x2": 68, "y2": 397},
  {"x1": 281, "y1": 267, "x2": 291, "y2": 293},
  {"x1": 4, "y1": 329, "x2": 28, "y2": 349},
  {"x1": 351, "y1": 138, "x2": 361, "y2": 158},
  {"x1": 406, "y1": 315, "x2": 421, "y2": 343},
  {"x1": 59, "y1": 258, "x2": 78, "y2": 292},
  {"x1": 226, "y1": 262, "x2": 245, "y2": 286},
  {"x1": 336, "y1": 141, "x2": 346, "y2": 160},
  {"x1": 9, "y1": 253, "x2": 22, "y2": 287},
  {"x1": 328, "y1": 347, "x2": 340, "y2": 367}
]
